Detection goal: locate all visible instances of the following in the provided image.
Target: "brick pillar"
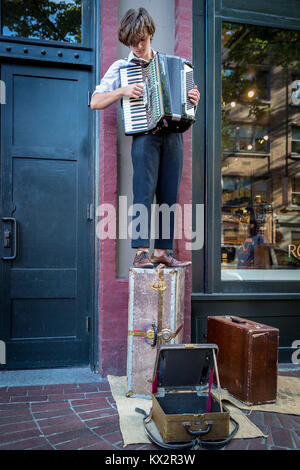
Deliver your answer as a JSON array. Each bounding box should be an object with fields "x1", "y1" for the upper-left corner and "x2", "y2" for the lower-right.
[
  {"x1": 97, "y1": 0, "x2": 194, "y2": 376},
  {"x1": 98, "y1": 0, "x2": 128, "y2": 376},
  {"x1": 174, "y1": 0, "x2": 193, "y2": 342}
]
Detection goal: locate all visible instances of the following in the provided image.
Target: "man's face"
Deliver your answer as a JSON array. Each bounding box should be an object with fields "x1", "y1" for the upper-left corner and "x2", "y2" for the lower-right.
[{"x1": 129, "y1": 31, "x2": 152, "y2": 59}]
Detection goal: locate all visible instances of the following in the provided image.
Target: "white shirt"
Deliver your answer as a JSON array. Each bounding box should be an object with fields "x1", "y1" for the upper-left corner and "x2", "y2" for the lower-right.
[{"x1": 92, "y1": 49, "x2": 157, "y2": 96}]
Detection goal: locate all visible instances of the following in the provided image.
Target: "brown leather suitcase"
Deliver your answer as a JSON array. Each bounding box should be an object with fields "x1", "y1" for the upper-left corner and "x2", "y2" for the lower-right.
[
  {"x1": 150, "y1": 344, "x2": 232, "y2": 444},
  {"x1": 126, "y1": 267, "x2": 185, "y2": 398},
  {"x1": 207, "y1": 315, "x2": 279, "y2": 405}
]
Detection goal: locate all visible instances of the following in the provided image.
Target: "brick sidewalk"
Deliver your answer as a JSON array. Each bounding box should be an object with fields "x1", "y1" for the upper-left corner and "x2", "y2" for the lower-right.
[{"x1": 0, "y1": 371, "x2": 299, "y2": 451}]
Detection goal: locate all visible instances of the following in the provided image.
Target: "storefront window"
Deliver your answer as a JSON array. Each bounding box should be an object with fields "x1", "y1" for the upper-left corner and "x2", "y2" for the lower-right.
[
  {"x1": 1, "y1": 0, "x2": 82, "y2": 43},
  {"x1": 221, "y1": 22, "x2": 300, "y2": 281}
]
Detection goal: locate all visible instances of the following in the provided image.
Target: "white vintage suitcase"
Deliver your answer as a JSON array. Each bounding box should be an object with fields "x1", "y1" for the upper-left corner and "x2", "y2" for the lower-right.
[{"x1": 126, "y1": 266, "x2": 186, "y2": 398}]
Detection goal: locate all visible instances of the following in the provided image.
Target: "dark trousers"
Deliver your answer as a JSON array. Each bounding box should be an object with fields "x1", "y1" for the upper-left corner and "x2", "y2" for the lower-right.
[{"x1": 131, "y1": 132, "x2": 183, "y2": 249}]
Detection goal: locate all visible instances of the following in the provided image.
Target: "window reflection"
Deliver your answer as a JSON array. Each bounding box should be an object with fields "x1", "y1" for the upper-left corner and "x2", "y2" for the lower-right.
[
  {"x1": 1, "y1": 0, "x2": 82, "y2": 43},
  {"x1": 221, "y1": 23, "x2": 300, "y2": 280}
]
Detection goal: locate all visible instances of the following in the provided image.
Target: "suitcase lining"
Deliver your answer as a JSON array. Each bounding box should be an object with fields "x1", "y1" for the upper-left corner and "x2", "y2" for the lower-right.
[{"x1": 156, "y1": 393, "x2": 222, "y2": 415}]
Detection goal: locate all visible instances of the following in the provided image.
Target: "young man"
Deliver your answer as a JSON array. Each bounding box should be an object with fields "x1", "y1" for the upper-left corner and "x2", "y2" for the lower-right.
[{"x1": 91, "y1": 8, "x2": 200, "y2": 268}]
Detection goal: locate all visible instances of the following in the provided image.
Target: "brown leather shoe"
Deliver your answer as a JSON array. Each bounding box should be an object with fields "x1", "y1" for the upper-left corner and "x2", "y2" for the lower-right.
[
  {"x1": 151, "y1": 251, "x2": 191, "y2": 267},
  {"x1": 133, "y1": 250, "x2": 154, "y2": 268}
]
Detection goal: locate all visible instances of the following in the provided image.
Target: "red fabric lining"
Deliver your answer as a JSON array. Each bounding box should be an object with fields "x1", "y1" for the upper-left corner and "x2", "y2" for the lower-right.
[
  {"x1": 152, "y1": 371, "x2": 158, "y2": 394},
  {"x1": 205, "y1": 369, "x2": 213, "y2": 413}
]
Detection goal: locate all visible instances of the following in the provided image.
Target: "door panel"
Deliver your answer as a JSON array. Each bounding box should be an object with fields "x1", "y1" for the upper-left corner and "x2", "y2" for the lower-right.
[{"x1": 0, "y1": 63, "x2": 92, "y2": 369}]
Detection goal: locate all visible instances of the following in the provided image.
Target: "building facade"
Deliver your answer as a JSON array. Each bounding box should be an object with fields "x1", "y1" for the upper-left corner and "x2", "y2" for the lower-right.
[{"x1": 0, "y1": 0, "x2": 299, "y2": 375}]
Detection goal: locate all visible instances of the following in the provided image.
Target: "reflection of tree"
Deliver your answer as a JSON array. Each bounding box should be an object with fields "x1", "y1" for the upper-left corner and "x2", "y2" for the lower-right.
[
  {"x1": 2, "y1": 0, "x2": 81, "y2": 42},
  {"x1": 222, "y1": 23, "x2": 300, "y2": 141}
]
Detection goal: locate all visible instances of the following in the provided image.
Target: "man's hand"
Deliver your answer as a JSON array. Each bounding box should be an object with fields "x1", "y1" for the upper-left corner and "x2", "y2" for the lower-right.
[
  {"x1": 122, "y1": 83, "x2": 144, "y2": 99},
  {"x1": 90, "y1": 83, "x2": 144, "y2": 110},
  {"x1": 188, "y1": 85, "x2": 200, "y2": 106}
]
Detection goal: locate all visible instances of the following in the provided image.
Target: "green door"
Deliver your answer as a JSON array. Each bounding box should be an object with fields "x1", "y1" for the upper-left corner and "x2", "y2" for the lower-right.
[{"x1": 0, "y1": 62, "x2": 93, "y2": 369}]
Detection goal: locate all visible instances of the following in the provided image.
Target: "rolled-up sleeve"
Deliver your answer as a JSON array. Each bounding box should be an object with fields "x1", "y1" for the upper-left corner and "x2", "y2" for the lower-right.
[{"x1": 92, "y1": 60, "x2": 124, "y2": 96}]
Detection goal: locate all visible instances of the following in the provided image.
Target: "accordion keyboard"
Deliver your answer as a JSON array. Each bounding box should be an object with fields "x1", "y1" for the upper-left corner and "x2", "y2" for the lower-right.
[{"x1": 119, "y1": 66, "x2": 148, "y2": 134}]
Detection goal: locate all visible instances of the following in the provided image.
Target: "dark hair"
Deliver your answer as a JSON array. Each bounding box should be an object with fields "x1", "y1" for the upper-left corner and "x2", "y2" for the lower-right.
[{"x1": 118, "y1": 8, "x2": 155, "y2": 46}]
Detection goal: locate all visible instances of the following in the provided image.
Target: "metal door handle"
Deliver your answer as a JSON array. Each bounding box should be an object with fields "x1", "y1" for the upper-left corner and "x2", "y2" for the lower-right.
[{"x1": 2, "y1": 217, "x2": 17, "y2": 260}]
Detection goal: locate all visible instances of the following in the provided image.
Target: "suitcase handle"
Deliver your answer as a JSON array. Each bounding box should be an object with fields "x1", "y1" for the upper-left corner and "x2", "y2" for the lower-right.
[
  {"x1": 229, "y1": 316, "x2": 247, "y2": 324},
  {"x1": 184, "y1": 422, "x2": 212, "y2": 436},
  {"x1": 136, "y1": 408, "x2": 240, "y2": 450}
]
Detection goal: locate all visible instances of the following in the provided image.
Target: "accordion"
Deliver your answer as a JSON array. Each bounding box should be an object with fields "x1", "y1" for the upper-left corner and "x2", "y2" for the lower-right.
[{"x1": 119, "y1": 53, "x2": 196, "y2": 136}]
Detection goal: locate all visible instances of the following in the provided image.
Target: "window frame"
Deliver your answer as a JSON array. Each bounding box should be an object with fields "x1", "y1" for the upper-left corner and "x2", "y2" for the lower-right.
[
  {"x1": 193, "y1": 0, "x2": 300, "y2": 295},
  {"x1": 0, "y1": 0, "x2": 92, "y2": 49}
]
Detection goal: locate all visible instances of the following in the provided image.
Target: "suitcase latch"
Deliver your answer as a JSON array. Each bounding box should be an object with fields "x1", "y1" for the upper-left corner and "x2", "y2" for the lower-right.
[{"x1": 150, "y1": 280, "x2": 167, "y2": 291}]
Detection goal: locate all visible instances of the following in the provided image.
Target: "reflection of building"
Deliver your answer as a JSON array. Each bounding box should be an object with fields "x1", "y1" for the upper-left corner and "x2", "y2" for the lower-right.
[{"x1": 221, "y1": 24, "x2": 300, "y2": 268}]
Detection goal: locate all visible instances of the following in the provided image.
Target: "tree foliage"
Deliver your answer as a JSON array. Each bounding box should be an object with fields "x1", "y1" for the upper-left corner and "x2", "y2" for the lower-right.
[{"x1": 2, "y1": 0, "x2": 82, "y2": 42}]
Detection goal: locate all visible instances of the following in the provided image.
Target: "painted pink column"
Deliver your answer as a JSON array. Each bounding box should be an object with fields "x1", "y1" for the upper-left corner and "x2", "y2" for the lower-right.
[
  {"x1": 98, "y1": 0, "x2": 128, "y2": 376},
  {"x1": 174, "y1": 0, "x2": 193, "y2": 342},
  {"x1": 98, "y1": 0, "x2": 193, "y2": 376}
]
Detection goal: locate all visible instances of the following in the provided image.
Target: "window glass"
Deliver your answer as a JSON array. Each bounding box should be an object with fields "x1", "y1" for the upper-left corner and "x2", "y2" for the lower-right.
[
  {"x1": 1, "y1": 0, "x2": 82, "y2": 43},
  {"x1": 221, "y1": 23, "x2": 300, "y2": 281}
]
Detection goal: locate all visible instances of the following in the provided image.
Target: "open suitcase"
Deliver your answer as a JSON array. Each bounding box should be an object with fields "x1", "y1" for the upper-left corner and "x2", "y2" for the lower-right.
[
  {"x1": 127, "y1": 267, "x2": 185, "y2": 398},
  {"x1": 136, "y1": 344, "x2": 239, "y2": 450}
]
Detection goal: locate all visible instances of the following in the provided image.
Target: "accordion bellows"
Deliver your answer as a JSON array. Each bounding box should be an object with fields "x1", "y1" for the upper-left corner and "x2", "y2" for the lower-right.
[{"x1": 120, "y1": 53, "x2": 196, "y2": 135}]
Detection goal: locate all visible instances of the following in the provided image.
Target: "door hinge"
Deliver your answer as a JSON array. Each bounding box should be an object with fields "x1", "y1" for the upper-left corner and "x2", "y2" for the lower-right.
[
  {"x1": 87, "y1": 203, "x2": 94, "y2": 221},
  {"x1": 86, "y1": 316, "x2": 91, "y2": 333}
]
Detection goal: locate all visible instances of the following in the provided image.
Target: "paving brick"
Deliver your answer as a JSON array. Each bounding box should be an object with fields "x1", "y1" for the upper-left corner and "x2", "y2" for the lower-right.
[
  {"x1": 10, "y1": 395, "x2": 48, "y2": 403},
  {"x1": 262, "y1": 426, "x2": 273, "y2": 446},
  {"x1": 271, "y1": 426, "x2": 295, "y2": 449},
  {"x1": 77, "y1": 409, "x2": 118, "y2": 421},
  {"x1": 277, "y1": 413, "x2": 297, "y2": 429},
  {"x1": 31, "y1": 402, "x2": 71, "y2": 413},
  {"x1": 84, "y1": 414, "x2": 119, "y2": 429},
  {"x1": 0, "y1": 420, "x2": 38, "y2": 436},
  {"x1": 101, "y1": 430, "x2": 123, "y2": 445},
  {"x1": 0, "y1": 393, "x2": 10, "y2": 403},
  {"x1": 33, "y1": 408, "x2": 75, "y2": 420},
  {"x1": 47, "y1": 427, "x2": 96, "y2": 446},
  {"x1": 0, "y1": 428, "x2": 42, "y2": 445},
  {"x1": 72, "y1": 402, "x2": 111, "y2": 413},
  {"x1": 92, "y1": 421, "x2": 120, "y2": 435},
  {"x1": 7, "y1": 386, "x2": 42, "y2": 393},
  {"x1": 43, "y1": 385, "x2": 70, "y2": 392},
  {"x1": 289, "y1": 415, "x2": 300, "y2": 427},
  {"x1": 48, "y1": 393, "x2": 85, "y2": 402},
  {"x1": 247, "y1": 439, "x2": 268, "y2": 450},
  {"x1": 224, "y1": 439, "x2": 249, "y2": 450},
  {"x1": 249, "y1": 411, "x2": 264, "y2": 427},
  {"x1": 79, "y1": 438, "x2": 116, "y2": 450},
  {"x1": 54, "y1": 433, "x2": 101, "y2": 450},
  {"x1": 38, "y1": 415, "x2": 83, "y2": 435},
  {"x1": 263, "y1": 412, "x2": 282, "y2": 428},
  {"x1": 291, "y1": 430, "x2": 300, "y2": 449},
  {"x1": 0, "y1": 414, "x2": 34, "y2": 426},
  {"x1": 0, "y1": 407, "x2": 31, "y2": 419},
  {"x1": 0, "y1": 436, "x2": 48, "y2": 450},
  {"x1": 70, "y1": 397, "x2": 109, "y2": 407},
  {"x1": 75, "y1": 384, "x2": 101, "y2": 393},
  {"x1": 84, "y1": 391, "x2": 110, "y2": 399},
  {"x1": 5, "y1": 390, "x2": 27, "y2": 398}
]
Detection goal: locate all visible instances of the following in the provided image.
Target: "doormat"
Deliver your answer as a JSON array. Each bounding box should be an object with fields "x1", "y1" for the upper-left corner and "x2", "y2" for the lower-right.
[
  {"x1": 211, "y1": 376, "x2": 300, "y2": 415},
  {"x1": 107, "y1": 375, "x2": 267, "y2": 448}
]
